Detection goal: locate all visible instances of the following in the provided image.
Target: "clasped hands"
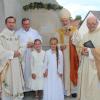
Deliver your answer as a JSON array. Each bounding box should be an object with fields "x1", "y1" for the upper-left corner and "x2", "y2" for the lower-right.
[{"x1": 14, "y1": 50, "x2": 21, "y2": 57}]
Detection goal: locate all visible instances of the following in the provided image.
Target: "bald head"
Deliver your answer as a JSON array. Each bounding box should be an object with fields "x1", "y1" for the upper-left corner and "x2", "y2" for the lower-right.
[{"x1": 87, "y1": 16, "x2": 98, "y2": 32}]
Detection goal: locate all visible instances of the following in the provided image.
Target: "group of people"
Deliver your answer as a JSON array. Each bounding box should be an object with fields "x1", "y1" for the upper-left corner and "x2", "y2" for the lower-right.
[
  {"x1": 0, "y1": 8, "x2": 100, "y2": 100},
  {"x1": 0, "y1": 15, "x2": 64, "y2": 100}
]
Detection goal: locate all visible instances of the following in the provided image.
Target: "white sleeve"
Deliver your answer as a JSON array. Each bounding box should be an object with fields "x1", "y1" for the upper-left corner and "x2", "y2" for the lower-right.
[
  {"x1": 88, "y1": 48, "x2": 94, "y2": 60},
  {"x1": 0, "y1": 37, "x2": 14, "y2": 73},
  {"x1": 58, "y1": 51, "x2": 63, "y2": 74},
  {"x1": 32, "y1": 30, "x2": 42, "y2": 42},
  {"x1": 17, "y1": 36, "x2": 26, "y2": 62},
  {"x1": 0, "y1": 37, "x2": 14, "y2": 60},
  {"x1": 4, "y1": 51, "x2": 14, "y2": 59},
  {"x1": 71, "y1": 31, "x2": 81, "y2": 46},
  {"x1": 30, "y1": 54, "x2": 35, "y2": 74}
]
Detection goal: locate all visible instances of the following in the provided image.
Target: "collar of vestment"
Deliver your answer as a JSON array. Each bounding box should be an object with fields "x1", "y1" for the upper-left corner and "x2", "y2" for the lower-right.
[
  {"x1": 0, "y1": 27, "x2": 15, "y2": 36},
  {"x1": 22, "y1": 27, "x2": 32, "y2": 33},
  {"x1": 0, "y1": 28, "x2": 18, "y2": 41}
]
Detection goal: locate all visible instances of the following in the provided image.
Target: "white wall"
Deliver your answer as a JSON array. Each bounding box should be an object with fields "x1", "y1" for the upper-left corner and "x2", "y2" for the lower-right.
[
  {"x1": 1, "y1": 0, "x2": 23, "y2": 30},
  {"x1": 0, "y1": 0, "x2": 5, "y2": 32},
  {"x1": 22, "y1": 9, "x2": 62, "y2": 46}
]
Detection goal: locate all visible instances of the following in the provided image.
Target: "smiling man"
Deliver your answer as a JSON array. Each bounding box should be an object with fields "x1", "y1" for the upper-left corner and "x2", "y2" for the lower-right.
[{"x1": 78, "y1": 16, "x2": 100, "y2": 100}]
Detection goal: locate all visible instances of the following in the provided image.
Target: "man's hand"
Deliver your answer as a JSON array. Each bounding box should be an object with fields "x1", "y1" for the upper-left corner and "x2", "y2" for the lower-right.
[
  {"x1": 58, "y1": 73, "x2": 63, "y2": 79},
  {"x1": 32, "y1": 73, "x2": 36, "y2": 79},
  {"x1": 27, "y1": 42, "x2": 34, "y2": 48},
  {"x1": 81, "y1": 47, "x2": 89, "y2": 56},
  {"x1": 43, "y1": 69, "x2": 48, "y2": 78},
  {"x1": 14, "y1": 51, "x2": 21, "y2": 57},
  {"x1": 60, "y1": 45, "x2": 66, "y2": 50}
]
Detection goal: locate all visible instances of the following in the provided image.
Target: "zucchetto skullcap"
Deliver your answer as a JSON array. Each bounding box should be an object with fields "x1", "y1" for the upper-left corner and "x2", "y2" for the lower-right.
[{"x1": 60, "y1": 8, "x2": 71, "y2": 19}]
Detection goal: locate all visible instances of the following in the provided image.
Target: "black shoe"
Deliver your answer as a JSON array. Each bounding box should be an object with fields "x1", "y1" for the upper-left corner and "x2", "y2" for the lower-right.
[{"x1": 71, "y1": 93, "x2": 77, "y2": 98}]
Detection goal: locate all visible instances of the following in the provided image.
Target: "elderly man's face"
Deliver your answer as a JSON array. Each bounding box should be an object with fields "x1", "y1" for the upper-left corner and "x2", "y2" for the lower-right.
[
  {"x1": 87, "y1": 17, "x2": 98, "y2": 32},
  {"x1": 61, "y1": 18, "x2": 70, "y2": 26}
]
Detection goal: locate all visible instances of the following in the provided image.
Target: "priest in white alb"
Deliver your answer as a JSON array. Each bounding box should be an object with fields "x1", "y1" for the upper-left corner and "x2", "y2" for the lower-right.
[
  {"x1": 78, "y1": 16, "x2": 100, "y2": 100},
  {"x1": 0, "y1": 16, "x2": 24, "y2": 100}
]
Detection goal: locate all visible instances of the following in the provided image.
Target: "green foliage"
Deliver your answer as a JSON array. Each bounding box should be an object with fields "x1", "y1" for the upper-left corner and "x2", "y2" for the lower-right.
[
  {"x1": 75, "y1": 15, "x2": 82, "y2": 20},
  {"x1": 23, "y1": 2, "x2": 63, "y2": 11}
]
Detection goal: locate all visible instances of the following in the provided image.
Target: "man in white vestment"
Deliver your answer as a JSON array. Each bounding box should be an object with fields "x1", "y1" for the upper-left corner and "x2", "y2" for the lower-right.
[
  {"x1": 0, "y1": 16, "x2": 24, "y2": 100},
  {"x1": 16, "y1": 18, "x2": 42, "y2": 92},
  {"x1": 78, "y1": 16, "x2": 100, "y2": 100}
]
